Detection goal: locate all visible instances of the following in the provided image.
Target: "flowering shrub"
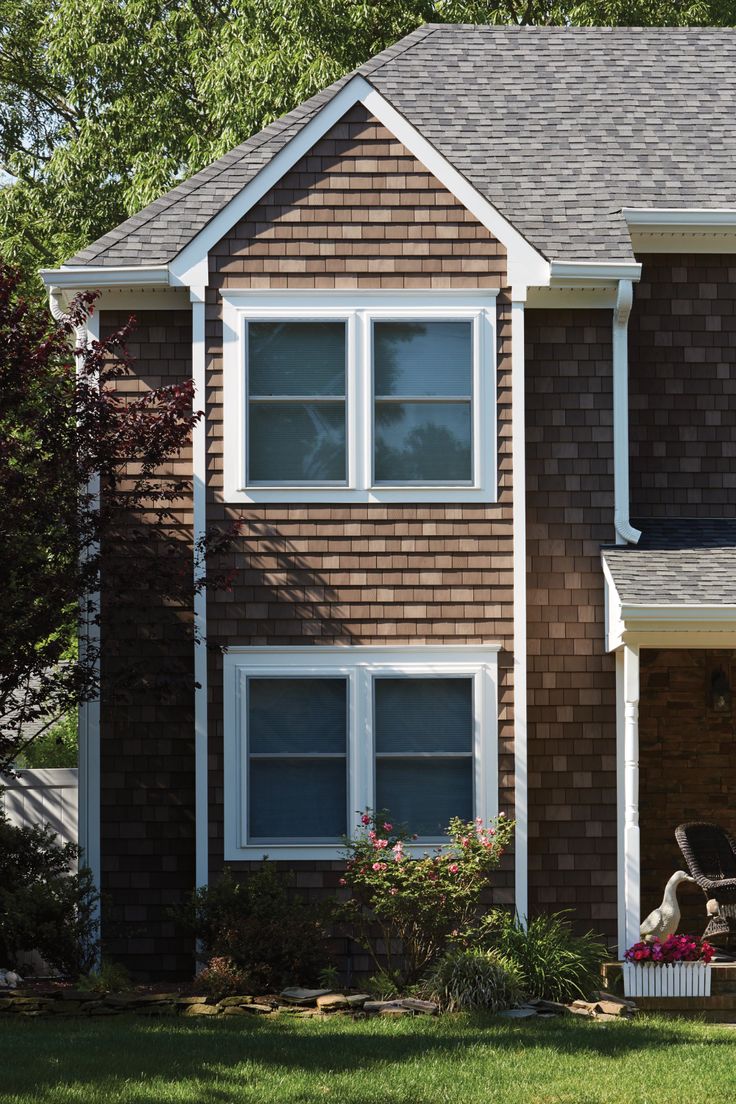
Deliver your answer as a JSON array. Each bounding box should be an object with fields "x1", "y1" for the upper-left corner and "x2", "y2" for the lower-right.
[
  {"x1": 338, "y1": 809, "x2": 514, "y2": 987},
  {"x1": 198, "y1": 956, "x2": 252, "y2": 999},
  {"x1": 625, "y1": 934, "x2": 714, "y2": 964}
]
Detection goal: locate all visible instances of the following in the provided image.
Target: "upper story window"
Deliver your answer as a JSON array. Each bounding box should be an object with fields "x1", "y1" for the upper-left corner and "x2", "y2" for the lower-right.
[{"x1": 222, "y1": 291, "x2": 498, "y2": 503}]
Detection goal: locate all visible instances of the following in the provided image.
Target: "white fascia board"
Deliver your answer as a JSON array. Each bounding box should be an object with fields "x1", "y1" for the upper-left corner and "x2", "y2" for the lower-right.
[
  {"x1": 601, "y1": 557, "x2": 624, "y2": 652},
  {"x1": 549, "y1": 260, "x2": 642, "y2": 287},
  {"x1": 41, "y1": 266, "x2": 170, "y2": 289},
  {"x1": 620, "y1": 603, "x2": 736, "y2": 624},
  {"x1": 168, "y1": 74, "x2": 550, "y2": 292},
  {"x1": 623, "y1": 208, "x2": 736, "y2": 231}
]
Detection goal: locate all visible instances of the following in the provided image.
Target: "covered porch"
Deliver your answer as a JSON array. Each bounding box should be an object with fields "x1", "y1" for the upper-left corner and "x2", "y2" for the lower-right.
[{"x1": 603, "y1": 521, "x2": 736, "y2": 958}]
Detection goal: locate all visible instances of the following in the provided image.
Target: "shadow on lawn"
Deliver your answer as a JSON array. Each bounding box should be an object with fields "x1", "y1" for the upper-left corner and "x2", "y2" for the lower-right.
[{"x1": 0, "y1": 1014, "x2": 724, "y2": 1104}]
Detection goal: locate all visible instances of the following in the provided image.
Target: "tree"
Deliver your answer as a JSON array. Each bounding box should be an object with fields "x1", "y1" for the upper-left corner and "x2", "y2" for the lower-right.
[
  {"x1": 1, "y1": 0, "x2": 735, "y2": 293},
  {"x1": 0, "y1": 264, "x2": 231, "y2": 774}
]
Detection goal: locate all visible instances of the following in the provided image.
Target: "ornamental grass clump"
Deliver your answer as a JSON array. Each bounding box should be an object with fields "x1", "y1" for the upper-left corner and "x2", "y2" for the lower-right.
[
  {"x1": 473, "y1": 910, "x2": 608, "y2": 1004},
  {"x1": 424, "y1": 947, "x2": 525, "y2": 1013},
  {"x1": 338, "y1": 809, "x2": 514, "y2": 989}
]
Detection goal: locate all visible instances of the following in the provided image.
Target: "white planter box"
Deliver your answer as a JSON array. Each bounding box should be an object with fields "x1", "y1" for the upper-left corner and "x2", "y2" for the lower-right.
[{"x1": 623, "y1": 961, "x2": 711, "y2": 998}]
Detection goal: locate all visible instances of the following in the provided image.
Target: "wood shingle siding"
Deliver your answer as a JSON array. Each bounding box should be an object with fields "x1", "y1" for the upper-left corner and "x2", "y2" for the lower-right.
[
  {"x1": 203, "y1": 106, "x2": 516, "y2": 946},
  {"x1": 99, "y1": 310, "x2": 196, "y2": 979},
  {"x1": 630, "y1": 254, "x2": 736, "y2": 519},
  {"x1": 525, "y1": 310, "x2": 617, "y2": 937}
]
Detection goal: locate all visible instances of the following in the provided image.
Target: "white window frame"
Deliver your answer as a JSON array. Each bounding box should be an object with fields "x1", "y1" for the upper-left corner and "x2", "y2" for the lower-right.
[
  {"x1": 221, "y1": 290, "x2": 498, "y2": 504},
  {"x1": 223, "y1": 645, "x2": 500, "y2": 860}
]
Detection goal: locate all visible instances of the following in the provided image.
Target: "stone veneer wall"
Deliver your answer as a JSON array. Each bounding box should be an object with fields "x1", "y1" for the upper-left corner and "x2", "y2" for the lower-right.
[
  {"x1": 525, "y1": 309, "x2": 618, "y2": 940},
  {"x1": 203, "y1": 104, "x2": 517, "y2": 970},
  {"x1": 99, "y1": 310, "x2": 196, "y2": 978},
  {"x1": 630, "y1": 254, "x2": 736, "y2": 518},
  {"x1": 639, "y1": 648, "x2": 736, "y2": 936}
]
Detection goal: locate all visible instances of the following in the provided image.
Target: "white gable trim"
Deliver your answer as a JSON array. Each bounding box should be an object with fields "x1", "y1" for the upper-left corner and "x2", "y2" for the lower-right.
[{"x1": 168, "y1": 75, "x2": 549, "y2": 292}]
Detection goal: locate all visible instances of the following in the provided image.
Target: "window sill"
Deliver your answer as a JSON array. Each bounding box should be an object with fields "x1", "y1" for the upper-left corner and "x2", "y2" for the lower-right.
[{"x1": 222, "y1": 484, "x2": 497, "y2": 505}]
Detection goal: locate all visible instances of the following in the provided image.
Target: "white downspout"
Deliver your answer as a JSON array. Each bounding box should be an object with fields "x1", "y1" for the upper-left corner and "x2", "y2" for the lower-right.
[
  {"x1": 612, "y1": 280, "x2": 641, "y2": 545},
  {"x1": 511, "y1": 291, "x2": 528, "y2": 924}
]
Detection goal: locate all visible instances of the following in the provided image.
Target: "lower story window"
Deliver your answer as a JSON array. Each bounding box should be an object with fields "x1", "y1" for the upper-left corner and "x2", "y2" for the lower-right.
[{"x1": 224, "y1": 646, "x2": 499, "y2": 860}]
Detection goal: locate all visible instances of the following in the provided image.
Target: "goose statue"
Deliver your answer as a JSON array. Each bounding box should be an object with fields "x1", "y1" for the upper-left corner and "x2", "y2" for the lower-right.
[{"x1": 640, "y1": 870, "x2": 695, "y2": 942}]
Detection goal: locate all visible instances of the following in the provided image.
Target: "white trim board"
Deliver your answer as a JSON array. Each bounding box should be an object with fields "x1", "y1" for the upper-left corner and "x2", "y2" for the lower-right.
[
  {"x1": 223, "y1": 644, "x2": 500, "y2": 861},
  {"x1": 220, "y1": 289, "x2": 498, "y2": 505}
]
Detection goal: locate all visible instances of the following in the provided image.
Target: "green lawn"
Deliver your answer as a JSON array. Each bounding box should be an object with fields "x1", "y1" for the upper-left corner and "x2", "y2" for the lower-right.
[{"x1": 1, "y1": 1013, "x2": 735, "y2": 1104}]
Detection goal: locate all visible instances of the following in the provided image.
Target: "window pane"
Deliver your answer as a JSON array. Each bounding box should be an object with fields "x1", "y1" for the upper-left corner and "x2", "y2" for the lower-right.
[
  {"x1": 249, "y1": 322, "x2": 346, "y2": 396},
  {"x1": 375, "y1": 678, "x2": 473, "y2": 753},
  {"x1": 250, "y1": 760, "x2": 346, "y2": 839},
  {"x1": 374, "y1": 402, "x2": 471, "y2": 482},
  {"x1": 249, "y1": 402, "x2": 345, "y2": 482},
  {"x1": 376, "y1": 760, "x2": 472, "y2": 837},
  {"x1": 249, "y1": 678, "x2": 347, "y2": 754},
  {"x1": 374, "y1": 321, "x2": 471, "y2": 396}
]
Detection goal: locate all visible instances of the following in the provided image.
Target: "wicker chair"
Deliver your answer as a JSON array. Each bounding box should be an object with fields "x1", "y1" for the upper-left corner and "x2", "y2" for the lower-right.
[{"x1": 676, "y1": 822, "x2": 736, "y2": 943}]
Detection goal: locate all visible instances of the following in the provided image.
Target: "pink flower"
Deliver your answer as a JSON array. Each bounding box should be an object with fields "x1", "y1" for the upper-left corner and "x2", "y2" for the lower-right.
[
  {"x1": 361, "y1": 813, "x2": 371, "y2": 826},
  {"x1": 389, "y1": 887, "x2": 398, "y2": 896},
  {"x1": 374, "y1": 838, "x2": 389, "y2": 850},
  {"x1": 383, "y1": 823, "x2": 393, "y2": 832},
  {"x1": 372, "y1": 862, "x2": 387, "y2": 872},
  {"x1": 476, "y1": 817, "x2": 483, "y2": 825},
  {"x1": 448, "y1": 863, "x2": 459, "y2": 874},
  {"x1": 338, "y1": 877, "x2": 346, "y2": 886},
  {"x1": 392, "y1": 842, "x2": 404, "y2": 861},
  {"x1": 368, "y1": 830, "x2": 376, "y2": 841}
]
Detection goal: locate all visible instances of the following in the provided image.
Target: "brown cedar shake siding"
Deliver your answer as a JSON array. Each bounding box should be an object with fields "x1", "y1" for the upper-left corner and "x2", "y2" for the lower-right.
[
  {"x1": 99, "y1": 310, "x2": 196, "y2": 979},
  {"x1": 525, "y1": 310, "x2": 618, "y2": 938},
  {"x1": 202, "y1": 104, "x2": 516, "y2": 962}
]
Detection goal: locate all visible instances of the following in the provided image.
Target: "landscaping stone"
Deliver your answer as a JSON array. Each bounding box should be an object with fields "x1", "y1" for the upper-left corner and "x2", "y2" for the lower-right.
[
  {"x1": 345, "y1": 994, "x2": 371, "y2": 1008},
  {"x1": 242, "y1": 1003, "x2": 273, "y2": 1015},
  {"x1": 181, "y1": 1003, "x2": 219, "y2": 1016},
  {"x1": 60, "y1": 990, "x2": 97, "y2": 1002},
  {"x1": 401, "y1": 999, "x2": 438, "y2": 1015},
  {"x1": 380, "y1": 1007, "x2": 411, "y2": 1017},
  {"x1": 280, "y1": 988, "x2": 332, "y2": 1005},
  {"x1": 216, "y1": 996, "x2": 254, "y2": 1008},
  {"x1": 315, "y1": 994, "x2": 349, "y2": 1011},
  {"x1": 363, "y1": 1000, "x2": 405, "y2": 1014},
  {"x1": 177, "y1": 995, "x2": 213, "y2": 1006},
  {"x1": 222, "y1": 1006, "x2": 252, "y2": 1016},
  {"x1": 498, "y1": 1008, "x2": 536, "y2": 1018}
]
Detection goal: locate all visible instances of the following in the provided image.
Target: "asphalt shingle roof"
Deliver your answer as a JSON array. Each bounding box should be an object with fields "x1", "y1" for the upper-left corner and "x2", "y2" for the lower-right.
[
  {"x1": 66, "y1": 26, "x2": 736, "y2": 268},
  {"x1": 603, "y1": 520, "x2": 736, "y2": 605}
]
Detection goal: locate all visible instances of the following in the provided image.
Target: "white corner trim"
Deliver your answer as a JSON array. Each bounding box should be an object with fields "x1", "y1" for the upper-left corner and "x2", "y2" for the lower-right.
[
  {"x1": 510, "y1": 297, "x2": 528, "y2": 925},
  {"x1": 41, "y1": 266, "x2": 171, "y2": 289},
  {"x1": 220, "y1": 289, "x2": 498, "y2": 505},
  {"x1": 168, "y1": 74, "x2": 549, "y2": 290},
  {"x1": 223, "y1": 645, "x2": 501, "y2": 862},
  {"x1": 612, "y1": 280, "x2": 641, "y2": 546},
  {"x1": 191, "y1": 290, "x2": 209, "y2": 891},
  {"x1": 621, "y1": 643, "x2": 640, "y2": 956},
  {"x1": 78, "y1": 309, "x2": 101, "y2": 926}
]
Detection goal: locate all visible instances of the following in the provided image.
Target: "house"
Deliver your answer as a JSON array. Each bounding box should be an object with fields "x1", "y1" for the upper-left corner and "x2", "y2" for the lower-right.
[{"x1": 42, "y1": 25, "x2": 736, "y2": 979}]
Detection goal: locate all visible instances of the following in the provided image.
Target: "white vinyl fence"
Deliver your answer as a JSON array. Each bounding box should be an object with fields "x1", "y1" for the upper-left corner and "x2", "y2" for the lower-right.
[{"x1": 2, "y1": 768, "x2": 79, "y2": 846}]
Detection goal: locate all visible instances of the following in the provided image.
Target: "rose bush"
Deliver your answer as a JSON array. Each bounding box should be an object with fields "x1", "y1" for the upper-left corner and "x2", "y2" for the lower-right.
[
  {"x1": 625, "y1": 934, "x2": 714, "y2": 964},
  {"x1": 338, "y1": 809, "x2": 514, "y2": 988}
]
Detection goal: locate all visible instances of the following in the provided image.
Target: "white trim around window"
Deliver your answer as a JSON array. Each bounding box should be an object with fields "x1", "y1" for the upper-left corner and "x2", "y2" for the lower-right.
[
  {"x1": 223, "y1": 645, "x2": 500, "y2": 860},
  {"x1": 221, "y1": 290, "x2": 498, "y2": 504}
]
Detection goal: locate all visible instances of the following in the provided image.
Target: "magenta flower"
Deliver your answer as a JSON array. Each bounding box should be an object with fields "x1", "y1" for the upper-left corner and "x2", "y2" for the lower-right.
[
  {"x1": 361, "y1": 813, "x2": 371, "y2": 826},
  {"x1": 448, "y1": 863, "x2": 459, "y2": 874},
  {"x1": 384, "y1": 822, "x2": 393, "y2": 832}
]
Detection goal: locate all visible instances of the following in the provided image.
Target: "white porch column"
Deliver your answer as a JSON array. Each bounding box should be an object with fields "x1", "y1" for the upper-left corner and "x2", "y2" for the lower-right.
[
  {"x1": 191, "y1": 288, "x2": 209, "y2": 892},
  {"x1": 621, "y1": 642, "x2": 640, "y2": 956}
]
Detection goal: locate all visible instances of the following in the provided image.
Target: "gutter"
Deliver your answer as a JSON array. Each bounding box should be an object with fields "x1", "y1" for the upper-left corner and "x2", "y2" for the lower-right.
[{"x1": 612, "y1": 280, "x2": 641, "y2": 545}]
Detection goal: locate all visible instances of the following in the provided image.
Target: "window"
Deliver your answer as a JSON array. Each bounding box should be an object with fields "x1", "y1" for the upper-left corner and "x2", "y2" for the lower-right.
[
  {"x1": 222, "y1": 291, "x2": 497, "y2": 504},
  {"x1": 223, "y1": 646, "x2": 499, "y2": 860}
]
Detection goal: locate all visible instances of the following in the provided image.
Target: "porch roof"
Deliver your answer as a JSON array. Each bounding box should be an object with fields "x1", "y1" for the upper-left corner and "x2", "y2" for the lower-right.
[{"x1": 603, "y1": 520, "x2": 736, "y2": 606}]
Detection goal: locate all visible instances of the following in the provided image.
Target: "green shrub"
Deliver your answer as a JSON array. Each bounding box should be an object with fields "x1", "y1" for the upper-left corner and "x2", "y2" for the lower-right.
[
  {"x1": 423, "y1": 946, "x2": 524, "y2": 1013},
  {"x1": 473, "y1": 910, "x2": 608, "y2": 1004},
  {"x1": 339, "y1": 810, "x2": 514, "y2": 988},
  {"x1": 198, "y1": 956, "x2": 252, "y2": 999},
  {"x1": 15, "y1": 712, "x2": 77, "y2": 768},
  {"x1": 176, "y1": 864, "x2": 330, "y2": 993},
  {"x1": 0, "y1": 806, "x2": 99, "y2": 974},
  {"x1": 77, "y1": 960, "x2": 131, "y2": 993}
]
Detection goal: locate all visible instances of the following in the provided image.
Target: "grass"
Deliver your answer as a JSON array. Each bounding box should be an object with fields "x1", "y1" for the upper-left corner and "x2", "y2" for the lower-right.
[{"x1": 1, "y1": 1013, "x2": 735, "y2": 1104}]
